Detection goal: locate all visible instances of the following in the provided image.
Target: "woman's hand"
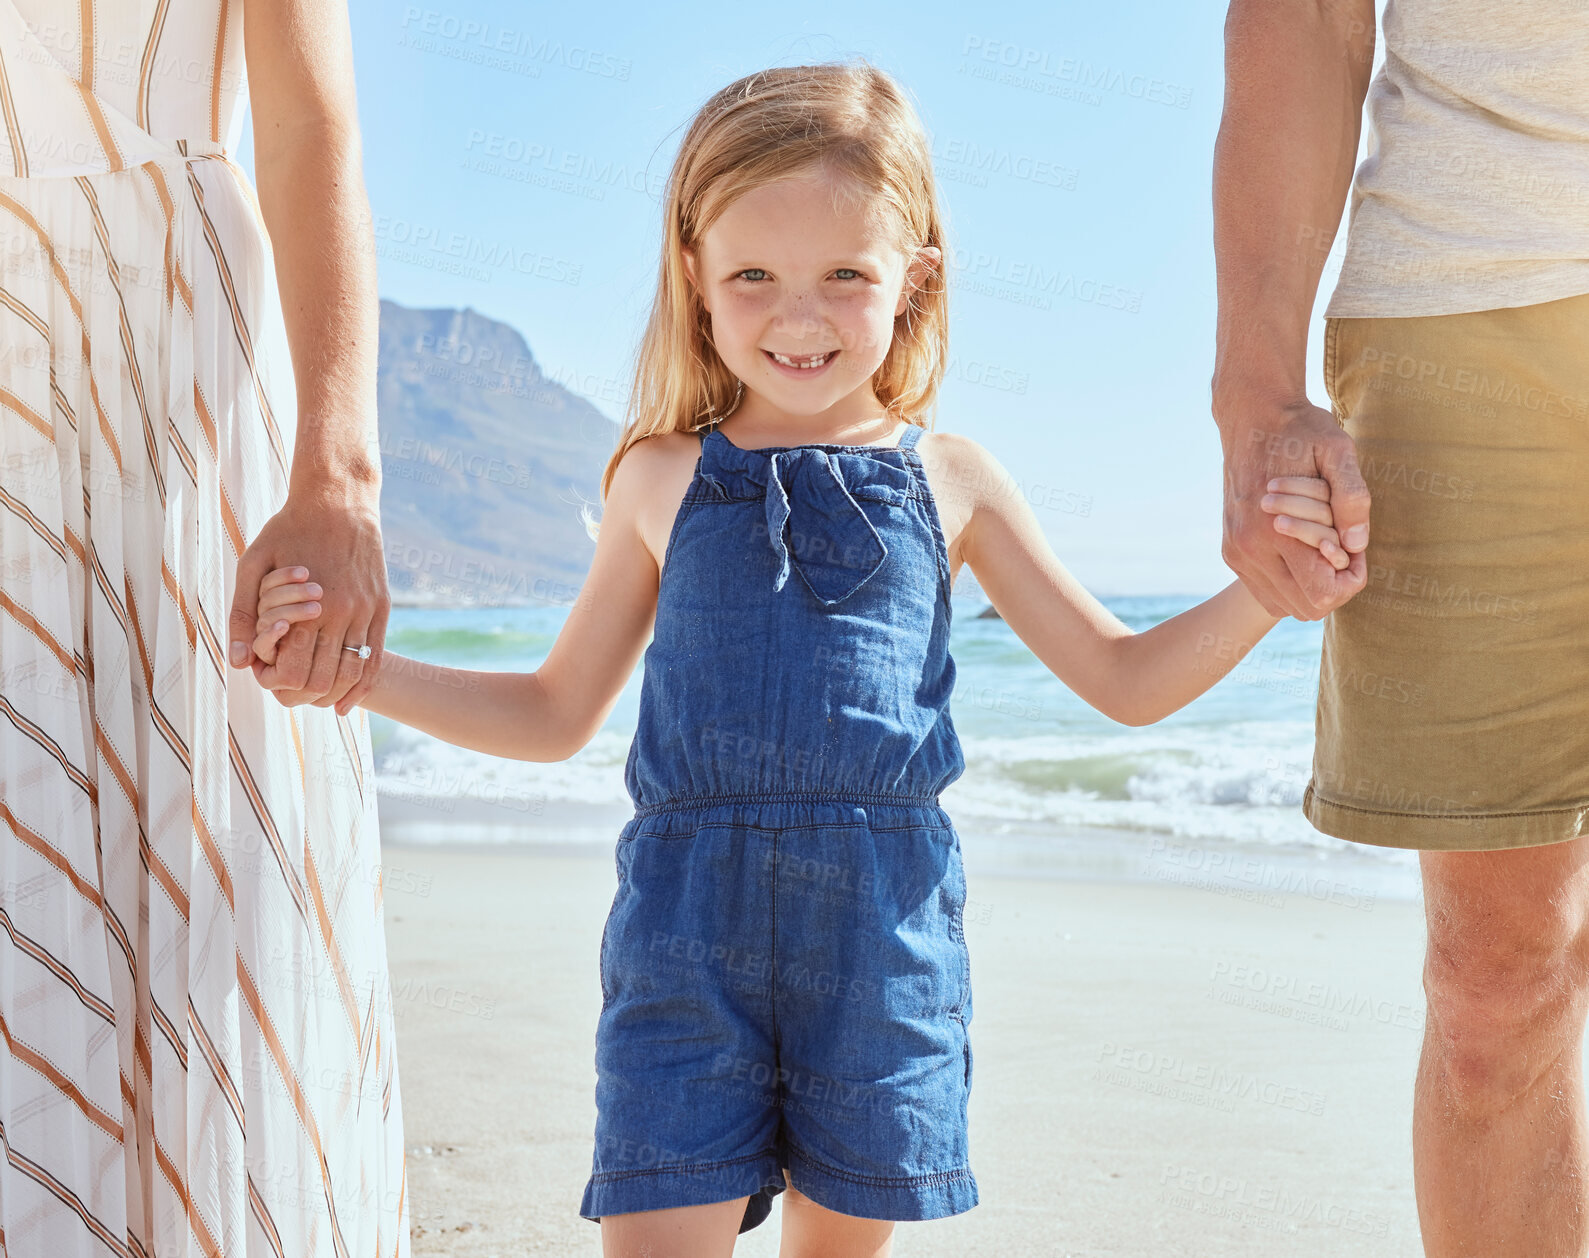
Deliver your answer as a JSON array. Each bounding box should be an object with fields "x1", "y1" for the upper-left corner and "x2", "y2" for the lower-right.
[
  {"x1": 227, "y1": 481, "x2": 389, "y2": 711},
  {"x1": 238, "y1": 0, "x2": 386, "y2": 713}
]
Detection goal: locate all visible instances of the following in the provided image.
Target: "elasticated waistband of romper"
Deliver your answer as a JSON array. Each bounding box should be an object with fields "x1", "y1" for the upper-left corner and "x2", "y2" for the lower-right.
[{"x1": 619, "y1": 792, "x2": 953, "y2": 840}]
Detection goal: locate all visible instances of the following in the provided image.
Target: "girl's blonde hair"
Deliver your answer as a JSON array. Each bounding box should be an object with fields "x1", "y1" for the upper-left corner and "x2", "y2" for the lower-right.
[{"x1": 596, "y1": 57, "x2": 950, "y2": 505}]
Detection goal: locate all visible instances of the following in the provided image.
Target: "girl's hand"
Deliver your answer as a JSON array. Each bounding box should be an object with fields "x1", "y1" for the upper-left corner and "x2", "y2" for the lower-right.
[
  {"x1": 252, "y1": 566, "x2": 323, "y2": 667},
  {"x1": 1261, "y1": 477, "x2": 1351, "y2": 571}
]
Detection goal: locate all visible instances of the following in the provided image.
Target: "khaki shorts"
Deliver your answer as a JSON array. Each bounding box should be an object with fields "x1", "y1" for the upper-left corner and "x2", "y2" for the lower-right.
[{"x1": 1303, "y1": 291, "x2": 1589, "y2": 851}]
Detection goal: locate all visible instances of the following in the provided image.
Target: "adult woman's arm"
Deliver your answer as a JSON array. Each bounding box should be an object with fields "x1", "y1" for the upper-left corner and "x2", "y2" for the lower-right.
[
  {"x1": 1210, "y1": 0, "x2": 1376, "y2": 620},
  {"x1": 225, "y1": 0, "x2": 388, "y2": 710}
]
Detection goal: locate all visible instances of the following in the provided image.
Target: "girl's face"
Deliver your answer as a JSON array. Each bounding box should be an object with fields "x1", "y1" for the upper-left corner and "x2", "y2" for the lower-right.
[{"x1": 682, "y1": 168, "x2": 939, "y2": 428}]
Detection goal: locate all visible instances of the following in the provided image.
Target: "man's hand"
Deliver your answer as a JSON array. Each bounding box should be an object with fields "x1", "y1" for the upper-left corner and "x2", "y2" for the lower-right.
[
  {"x1": 1212, "y1": 0, "x2": 1375, "y2": 621},
  {"x1": 1221, "y1": 399, "x2": 1370, "y2": 621}
]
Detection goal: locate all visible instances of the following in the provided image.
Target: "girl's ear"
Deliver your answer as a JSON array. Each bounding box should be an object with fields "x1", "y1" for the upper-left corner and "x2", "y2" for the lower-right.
[{"x1": 896, "y1": 245, "x2": 942, "y2": 316}]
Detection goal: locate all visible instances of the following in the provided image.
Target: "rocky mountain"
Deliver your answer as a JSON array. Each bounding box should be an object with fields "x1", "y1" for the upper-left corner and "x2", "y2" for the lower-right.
[{"x1": 375, "y1": 300, "x2": 617, "y2": 607}]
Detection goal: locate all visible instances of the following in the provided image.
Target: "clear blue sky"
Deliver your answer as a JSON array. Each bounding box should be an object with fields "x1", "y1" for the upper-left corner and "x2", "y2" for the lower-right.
[{"x1": 240, "y1": 1, "x2": 1376, "y2": 596}]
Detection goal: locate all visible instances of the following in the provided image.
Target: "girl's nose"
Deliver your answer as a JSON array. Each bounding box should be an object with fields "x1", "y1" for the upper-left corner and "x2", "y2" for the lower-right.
[{"x1": 773, "y1": 303, "x2": 824, "y2": 339}]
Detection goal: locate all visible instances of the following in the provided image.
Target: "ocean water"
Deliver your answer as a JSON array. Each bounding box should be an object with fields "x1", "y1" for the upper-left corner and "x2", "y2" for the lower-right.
[{"x1": 370, "y1": 593, "x2": 1419, "y2": 887}]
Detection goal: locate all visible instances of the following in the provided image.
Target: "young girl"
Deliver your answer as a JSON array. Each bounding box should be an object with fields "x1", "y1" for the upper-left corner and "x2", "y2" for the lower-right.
[{"x1": 248, "y1": 61, "x2": 1348, "y2": 1258}]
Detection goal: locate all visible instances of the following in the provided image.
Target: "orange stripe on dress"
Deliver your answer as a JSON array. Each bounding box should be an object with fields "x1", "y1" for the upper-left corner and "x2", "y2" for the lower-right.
[
  {"x1": 192, "y1": 382, "x2": 247, "y2": 557},
  {"x1": 76, "y1": 177, "x2": 167, "y2": 510},
  {"x1": 226, "y1": 727, "x2": 309, "y2": 925},
  {"x1": 74, "y1": 84, "x2": 124, "y2": 174},
  {"x1": 154, "y1": 1135, "x2": 225, "y2": 1258},
  {"x1": 184, "y1": 168, "x2": 289, "y2": 478},
  {"x1": 337, "y1": 716, "x2": 365, "y2": 798},
  {"x1": 0, "y1": 191, "x2": 128, "y2": 479},
  {"x1": 0, "y1": 801, "x2": 105, "y2": 906},
  {"x1": 0, "y1": 193, "x2": 78, "y2": 310},
  {"x1": 160, "y1": 558, "x2": 198, "y2": 650},
  {"x1": 62, "y1": 523, "x2": 86, "y2": 570},
  {"x1": 192, "y1": 794, "x2": 234, "y2": 911},
  {"x1": 0, "y1": 1008, "x2": 123, "y2": 1141},
  {"x1": 77, "y1": 0, "x2": 91, "y2": 91},
  {"x1": 122, "y1": 581, "x2": 156, "y2": 700},
  {"x1": 93, "y1": 721, "x2": 145, "y2": 827},
  {"x1": 0, "y1": 589, "x2": 76, "y2": 674},
  {"x1": 137, "y1": 161, "x2": 183, "y2": 311},
  {"x1": 304, "y1": 847, "x2": 362, "y2": 1044},
  {"x1": 392, "y1": 1158, "x2": 408, "y2": 1258},
  {"x1": 138, "y1": 825, "x2": 190, "y2": 922},
  {"x1": 237, "y1": 960, "x2": 353, "y2": 1258},
  {"x1": 0, "y1": 42, "x2": 26, "y2": 178},
  {"x1": 138, "y1": 0, "x2": 173, "y2": 133},
  {"x1": 134, "y1": 1021, "x2": 153, "y2": 1085},
  {"x1": 85, "y1": 334, "x2": 125, "y2": 475},
  {"x1": 0, "y1": 387, "x2": 51, "y2": 442},
  {"x1": 211, "y1": 0, "x2": 229, "y2": 145}
]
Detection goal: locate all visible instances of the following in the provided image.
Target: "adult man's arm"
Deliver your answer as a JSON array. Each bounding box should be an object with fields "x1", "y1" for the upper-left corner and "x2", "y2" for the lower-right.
[{"x1": 1212, "y1": 0, "x2": 1377, "y2": 620}]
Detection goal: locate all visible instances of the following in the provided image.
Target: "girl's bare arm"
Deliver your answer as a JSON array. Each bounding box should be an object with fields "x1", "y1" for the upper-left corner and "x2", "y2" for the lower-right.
[
  {"x1": 950, "y1": 434, "x2": 1292, "y2": 726},
  {"x1": 351, "y1": 439, "x2": 671, "y2": 760}
]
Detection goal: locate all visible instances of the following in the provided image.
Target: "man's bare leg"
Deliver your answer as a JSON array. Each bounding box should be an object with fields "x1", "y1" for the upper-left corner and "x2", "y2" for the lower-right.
[{"x1": 1416, "y1": 835, "x2": 1589, "y2": 1257}]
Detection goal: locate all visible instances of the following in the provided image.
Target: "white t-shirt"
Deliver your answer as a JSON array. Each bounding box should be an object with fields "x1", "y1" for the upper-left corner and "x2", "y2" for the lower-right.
[{"x1": 1326, "y1": 0, "x2": 1589, "y2": 318}]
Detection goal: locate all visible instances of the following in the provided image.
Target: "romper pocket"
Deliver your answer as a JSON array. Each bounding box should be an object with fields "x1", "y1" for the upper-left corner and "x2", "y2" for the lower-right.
[
  {"x1": 597, "y1": 842, "x2": 630, "y2": 1007},
  {"x1": 943, "y1": 832, "x2": 972, "y2": 1020},
  {"x1": 959, "y1": 1013, "x2": 973, "y2": 1091}
]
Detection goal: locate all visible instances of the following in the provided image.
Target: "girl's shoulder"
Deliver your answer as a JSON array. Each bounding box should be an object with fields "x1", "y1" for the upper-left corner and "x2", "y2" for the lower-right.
[
  {"x1": 608, "y1": 428, "x2": 702, "y2": 499},
  {"x1": 916, "y1": 428, "x2": 1012, "y2": 500},
  {"x1": 606, "y1": 427, "x2": 707, "y2": 563},
  {"x1": 915, "y1": 426, "x2": 984, "y2": 461}
]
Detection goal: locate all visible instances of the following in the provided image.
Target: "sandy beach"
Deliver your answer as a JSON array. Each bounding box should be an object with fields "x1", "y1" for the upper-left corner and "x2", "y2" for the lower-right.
[{"x1": 379, "y1": 804, "x2": 1430, "y2": 1258}]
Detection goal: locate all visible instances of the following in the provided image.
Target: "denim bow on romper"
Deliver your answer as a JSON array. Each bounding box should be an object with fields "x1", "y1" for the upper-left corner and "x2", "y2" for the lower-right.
[
  {"x1": 581, "y1": 419, "x2": 980, "y2": 1235},
  {"x1": 753, "y1": 444, "x2": 890, "y2": 604}
]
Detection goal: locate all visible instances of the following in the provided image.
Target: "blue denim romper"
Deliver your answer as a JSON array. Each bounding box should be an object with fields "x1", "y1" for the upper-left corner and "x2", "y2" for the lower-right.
[{"x1": 579, "y1": 418, "x2": 976, "y2": 1234}]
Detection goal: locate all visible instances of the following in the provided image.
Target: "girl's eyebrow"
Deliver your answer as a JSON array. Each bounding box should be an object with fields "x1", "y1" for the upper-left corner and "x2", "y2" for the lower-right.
[{"x1": 719, "y1": 252, "x2": 888, "y2": 270}]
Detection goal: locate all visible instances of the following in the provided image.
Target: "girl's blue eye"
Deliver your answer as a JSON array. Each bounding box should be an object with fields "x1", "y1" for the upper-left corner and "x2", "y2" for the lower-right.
[{"x1": 733, "y1": 268, "x2": 864, "y2": 281}]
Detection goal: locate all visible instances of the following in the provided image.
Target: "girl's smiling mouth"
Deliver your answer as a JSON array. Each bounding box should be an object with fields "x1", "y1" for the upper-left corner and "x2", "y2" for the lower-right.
[{"x1": 763, "y1": 348, "x2": 839, "y2": 375}]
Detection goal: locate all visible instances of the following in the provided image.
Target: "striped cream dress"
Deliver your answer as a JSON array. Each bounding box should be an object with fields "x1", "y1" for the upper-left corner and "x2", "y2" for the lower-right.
[{"x1": 0, "y1": 2, "x2": 409, "y2": 1256}]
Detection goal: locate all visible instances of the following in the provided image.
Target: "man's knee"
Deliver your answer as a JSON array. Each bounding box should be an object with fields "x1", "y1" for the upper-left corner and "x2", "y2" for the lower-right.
[{"x1": 1423, "y1": 911, "x2": 1589, "y2": 1111}]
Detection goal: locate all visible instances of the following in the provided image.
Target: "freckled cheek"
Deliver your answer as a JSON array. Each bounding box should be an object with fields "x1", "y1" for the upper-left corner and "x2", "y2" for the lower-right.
[
  {"x1": 714, "y1": 293, "x2": 776, "y2": 348},
  {"x1": 834, "y1": 301, "x2": 898, "y2": 356}
]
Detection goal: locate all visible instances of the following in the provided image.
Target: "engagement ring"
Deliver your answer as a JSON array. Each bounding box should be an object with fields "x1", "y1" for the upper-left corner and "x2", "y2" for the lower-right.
[{"x1": 343, "y1": 643, "x2": 372, "y2": 659}]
